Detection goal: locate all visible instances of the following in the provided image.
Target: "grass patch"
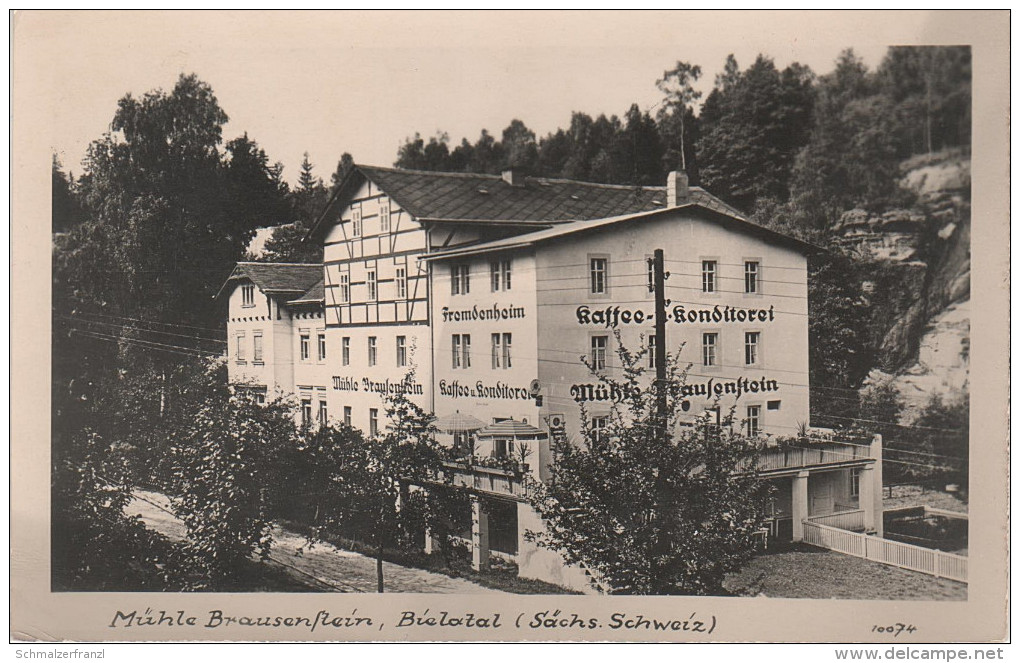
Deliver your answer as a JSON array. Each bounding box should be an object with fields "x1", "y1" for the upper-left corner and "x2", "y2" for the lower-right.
[{"x1": 723, "y1": 542, "x2": 966, "y2": 600}]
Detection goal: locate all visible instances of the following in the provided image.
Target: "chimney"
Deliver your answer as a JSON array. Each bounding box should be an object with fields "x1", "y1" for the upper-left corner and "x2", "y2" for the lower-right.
[
  {"x1": 502, "y1": 168, "x2": 525, "y2": 187},
  {"x1": 667, "y1": 170, "x2": 689, "y2": 207}
]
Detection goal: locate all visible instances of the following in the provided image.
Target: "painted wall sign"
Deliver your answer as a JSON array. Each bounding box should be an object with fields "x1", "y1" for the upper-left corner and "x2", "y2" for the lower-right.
[
  {"x1": 569, "y1": 376, "x2": 780, "y2": 404},
  {"x1": 438, "y1": 379, "x2": 535, "y2": 400},
  {"x1": 575, "y1": 304, "x2": 776, "y2": 328},
  {"x1": 332, "y1": 375, "x2": 425, "y2": 396},
  {"x1": 441, "y1": 304, "x2": 526, "y2": 322}
]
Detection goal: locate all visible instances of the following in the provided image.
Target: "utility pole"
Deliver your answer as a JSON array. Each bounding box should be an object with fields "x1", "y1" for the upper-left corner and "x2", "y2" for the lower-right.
[{"x1": 652, "y1": 249, "x2": 668, "y2": 437}]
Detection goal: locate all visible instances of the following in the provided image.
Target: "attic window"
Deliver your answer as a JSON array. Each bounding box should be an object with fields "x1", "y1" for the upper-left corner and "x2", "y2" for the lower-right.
[
  {"x1": 569, "y1": 194, "x2": 580, "y2": 201},
  {"x1": 241, "y1": 283, "x2": 255, "y2": 307},
  {"x1": 651, "y1": 199, "x2": 665, "y2": 206},
  {"x1": 539, "y1": 181, "x2": 552, "y2": 187},
  {"x1": 478, "y1": 188, "x2": 489, "y2": 195}
]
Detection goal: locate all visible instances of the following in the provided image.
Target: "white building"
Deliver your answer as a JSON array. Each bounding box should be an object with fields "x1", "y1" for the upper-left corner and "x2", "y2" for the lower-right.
[
  {"x1": 223, "y1": 166, "x2": 883, "y2": 592},
  {"x1": 218, "y1": 262, "x2": 329, "y2": 426}
]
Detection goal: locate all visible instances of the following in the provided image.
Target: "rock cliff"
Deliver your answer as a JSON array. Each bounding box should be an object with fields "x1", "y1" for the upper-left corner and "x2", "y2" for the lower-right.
[{"x1": 834, "y1": 149, "x2": 970, "y2": 420}]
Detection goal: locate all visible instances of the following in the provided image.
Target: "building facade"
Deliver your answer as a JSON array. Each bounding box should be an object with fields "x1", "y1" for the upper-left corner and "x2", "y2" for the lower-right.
[{"x1": 223, "y1": 166, "x2": 883, "y2": 593}]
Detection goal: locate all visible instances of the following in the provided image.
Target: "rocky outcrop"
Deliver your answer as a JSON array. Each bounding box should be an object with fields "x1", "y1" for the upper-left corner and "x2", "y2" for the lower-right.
[{"x1": 835, "y1": 149, "x2": 970, "y2": 420}]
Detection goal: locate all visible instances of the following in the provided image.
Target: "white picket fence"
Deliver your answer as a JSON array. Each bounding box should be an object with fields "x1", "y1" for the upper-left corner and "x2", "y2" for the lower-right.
[
  {"x1": 803, "y1": 520, "x2": 967, "y2": 583},
  {"x1": 806, "y1": 509, "x2": 866, "y2": 531}
]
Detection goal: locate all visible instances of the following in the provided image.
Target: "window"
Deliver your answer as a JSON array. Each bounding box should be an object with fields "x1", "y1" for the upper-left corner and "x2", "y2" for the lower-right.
[
  {"x1": 452, "y1": 334, "x2": 471, "y2": 369},
  {"x1": 318, "y1": 332, "x2": 326, "y2": 361},
  {"x1": 647, "y1": 257, "x2": 655, "y2": 293},
  {"x1": 453, "y1": 431, "x2": 472, "y2": 457},
  {"x1": 236, "y1": 332, "x2": 246, "y2": 362},
  {"x1": 301, "y1": 398, "x2": 312, "y2": 427},
  {"x1": 591, "y1": 335, "x2": 608, "y2": 371},
  {"x1": 702, "y1": 260, "x2": 717, "y2": 293},
  {"x1": 494, "y1": 438, "x2": 513, "y2": 459},
  {"x1": 342, "y1": 337, "x2": 350, "y2": 366},
  {"x1": 648, "y1": 335, "x2": 658, "y2": 369},
  {"x1": 339, "y1": 273, "x2": 350, "y2": 303},
  {"x1": 352, "y1": 208, "x2": 362, "y2": 237},
  {"x1": 702, "y1": 332, "x2": 718, "y2": 366},
  {"x1": 241, "y1": 283, "x2": 255, "y2": 307},
  {"x1": 490, "y1": 333, "x2": 512, "y2": 369},
  {"x1": 491, "y1": 333, "x2": 502, "y2": 369},
  {"x1": 368, "y1": 336, "x2": 377, "y2": 366},
  {"x1": 318, "y1": 399, "x2": 328, "y2": 426},
  {"x1": 300, "y1": 333, "x2": 310, "y2": 361},
  {"x1": 745, "y1": 331, "x2": 760, "y2": 366},
  {"x1": 380, "y1": 202, "x2": 391, "y2": 232},
  {"x1": 395, "y1": 267, "x2": 407, "y2": 299},
  {"x1": 343, "y1": 406, "x2": 352, "y2": 427},
  {"x1": 590, "y1": 257, "x2": 608, "y2": 294},
  {"x1": 367, "y1": 270, "x2": 377, "y2": 301},
  {"x1": 490, "y1": 259, "x2": 512, "y2": 291},
  {"x1": 767, "y1": 400, "x2": 781, "y2": 411},
  {"x1": 369, "y1": 408, "x2": 379, "y2": 437},
  {"x1": 502, "y1": 332, "x2": 512, "y2": 369},
  {"x1": 850, "y1": 468, "x2": 861, "y2": 497},
  {"x1": 452, "y1": 264, "x2": 470, "y2": 295},
  {"x1": 746, "y1": 405, "x2": 761, "y2": 436},
  {"x1": 591, "y1": 416, "x2": 608, "y2": 445},
  {"x1": 253, "y1": 331, "x2": 263, "y2": 363},
  {"x1": 396, "y1": 336, "x2": 407, "y2": 367},
  {"x1": 745, "y1": 261, "x2": 760, "y2": 294}
]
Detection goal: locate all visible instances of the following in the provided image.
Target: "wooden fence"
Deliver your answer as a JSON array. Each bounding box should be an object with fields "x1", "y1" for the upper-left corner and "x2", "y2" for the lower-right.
[
  {"x1": 806, "y1": 509, "x2": 866, "y2": 531},
  {"x1": 803, "y1": 520, "x2": 967, "y2": 583}
]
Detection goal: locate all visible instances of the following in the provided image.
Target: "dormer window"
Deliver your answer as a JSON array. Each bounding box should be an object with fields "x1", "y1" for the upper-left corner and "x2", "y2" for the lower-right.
[{"x1": 241, "y1": 283, "x2": 255, "y2": 307}]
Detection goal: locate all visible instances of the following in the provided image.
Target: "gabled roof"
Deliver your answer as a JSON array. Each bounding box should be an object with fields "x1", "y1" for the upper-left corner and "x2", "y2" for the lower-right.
[
  {"x1": 421, "y1": 203, "x2": 822, "y2": 263},
  {"x1": 215, "y1": 262, "x2": 322, "y2": 300},
  {"x1": 307, "y1": 164, "x2": 746, "y2": 240},
  {"x1": 287, "y1": 278, "x2": 325, "y2": 305}
]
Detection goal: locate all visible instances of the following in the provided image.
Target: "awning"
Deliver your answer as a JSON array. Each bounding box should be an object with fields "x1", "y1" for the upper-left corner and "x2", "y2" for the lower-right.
[
  {"x1": 433, "y1": 411, "x2": 487, "y2": 433},
  {"x1": 475, "y1": 419, "x2": 546, "y2": 439}
]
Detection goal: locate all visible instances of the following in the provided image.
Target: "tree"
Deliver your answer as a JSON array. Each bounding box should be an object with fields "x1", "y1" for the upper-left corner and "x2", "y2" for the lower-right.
[
  {"x1": 807, "y1": 251, "x2": 873, "y2": 428},
  {"x1": 656, "y1": 61, "x2": 702, "y2": 172},
  {"x1": 527, "y1": 336, "x2": 770, "y2": 595},
  {"x1": 395, "y1": 132, "x2": 454, "y2": 171},
  {"x1": 302, "y1": 370, "x2": 459, "y2": 592},
  {"x1": 330, "y1": 152, "x2": 355, "y2": 192},
  {"x1": 297, "y1": 152, "x2": 321, "y2": 191},
  {"x1": 500, "y1": 119, "x2": 538, "y2": 171},
  {"x1": 697, "y1": 55, "x2": 815, "y2": 212},
  {"x1": 788, "y1": 49, "x2": 906, "y2": 229},
  {"x1": 169, "y1": 390, "x2": 297, "y2": 587},
  {"x1": 877, "y1": 46, "x2": 971, "y2": 156},
  {"x1": 52, "y1": 155, "x2": 79, "y2": 233},
  {"x1": 57, "y1": 74, "x2": 288, "y2": 326}
]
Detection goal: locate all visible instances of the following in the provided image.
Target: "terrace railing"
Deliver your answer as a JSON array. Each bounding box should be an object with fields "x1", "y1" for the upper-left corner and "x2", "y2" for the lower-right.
[
  {"x1": 740, "y1": 442, "x2": 873, "y2": 474},
  {"x1": 443, "y1": 461, "x2": 529, "y2": 499}
]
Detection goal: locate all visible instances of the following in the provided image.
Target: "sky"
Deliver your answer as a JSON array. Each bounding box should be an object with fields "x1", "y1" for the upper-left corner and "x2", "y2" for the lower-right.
[{"x1": 18, "y1": 10, "x2": 955, "y2": 186}]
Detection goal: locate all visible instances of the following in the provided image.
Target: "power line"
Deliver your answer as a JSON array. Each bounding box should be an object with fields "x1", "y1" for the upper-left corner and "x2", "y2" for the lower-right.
[
  {"x1": 67, "y1": 309, "x2": 225, "y2": 334},
  {"x1": 57, "y1": 314, "x2": 227, "y2": 346},
  {"x1": 68, "y1": 327, "x2": 222, "y2": 359}
]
